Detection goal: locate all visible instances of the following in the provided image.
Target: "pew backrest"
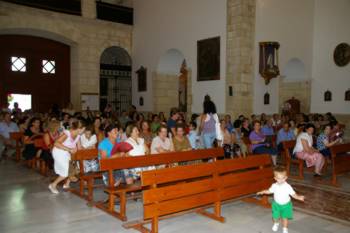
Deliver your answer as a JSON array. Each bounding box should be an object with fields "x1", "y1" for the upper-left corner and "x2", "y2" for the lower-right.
[
  {"x1": 141, "y1": 154, "x2": 273, "y2": 220},
  {"x1": 99, "y1": 148, "x2": 224, "y2": 187}
]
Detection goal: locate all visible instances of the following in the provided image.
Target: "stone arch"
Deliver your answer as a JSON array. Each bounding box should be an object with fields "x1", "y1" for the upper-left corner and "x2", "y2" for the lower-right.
[
  {"x1": 155, "y1": 49, "x2": 191, "y2": 113},
  {"x1": 157, "y1": 49, "x2": 185, "y2": 75},
  {"x1": 282, "y1": 58, "x2": 306, "y2": 81},
  {"x1": 100, "y1": 46, "x2": 131, "y2": 66},
  {"x1": 99, "y1": 46, "x2": 132, "y2": 113},
  {"x1": 0, "y1": 27, "x2": 77, "y2": 46}
]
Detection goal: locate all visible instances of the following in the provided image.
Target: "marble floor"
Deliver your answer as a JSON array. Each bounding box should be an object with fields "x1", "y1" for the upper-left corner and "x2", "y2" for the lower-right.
[{"x1": 0, "y1": 160, "x2": 349, "y2": 233}]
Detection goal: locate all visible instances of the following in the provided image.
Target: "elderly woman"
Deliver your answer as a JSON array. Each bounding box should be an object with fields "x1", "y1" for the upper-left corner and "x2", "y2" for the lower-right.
[
  {"x1": 172, "y1": 124, "x2": 192, "y2": 152},
  {"x1": 293, "y1": 123, "x2": 325, "y2": 176},
  {"x1": 150, "y1": 125, "x2": 174, "y2": 154},
  {"x1": 249, "y1": 120, "x2": 278, "y2": 165}
]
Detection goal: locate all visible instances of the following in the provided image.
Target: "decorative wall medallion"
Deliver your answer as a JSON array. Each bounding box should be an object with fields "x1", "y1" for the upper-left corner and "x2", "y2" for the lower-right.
[{"x1": 334, "y1": 43, "x2": 350, "y2": 67}]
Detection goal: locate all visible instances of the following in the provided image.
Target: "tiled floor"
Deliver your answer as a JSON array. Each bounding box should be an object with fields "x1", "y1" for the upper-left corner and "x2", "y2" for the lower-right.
[{"x1": 0, "y1": 159, "x2": 349, "y2": 233}]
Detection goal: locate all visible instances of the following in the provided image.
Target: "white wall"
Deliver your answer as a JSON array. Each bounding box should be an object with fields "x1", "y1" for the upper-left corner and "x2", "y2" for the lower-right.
[
  {"x1": 132, "y1": 0, "x2": 227, "y2": 113},
  {"x1": 253, "y1": 0, "x2": 314, "y2": 114},
  {"x1": 310, "y1": 0, "x2": 350, "y2": 114}
]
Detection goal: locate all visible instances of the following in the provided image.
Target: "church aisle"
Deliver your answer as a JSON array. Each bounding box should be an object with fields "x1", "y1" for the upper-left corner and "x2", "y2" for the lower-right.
[{"x1": 0, "y1": 160, "x2": 349, "y2": 233}]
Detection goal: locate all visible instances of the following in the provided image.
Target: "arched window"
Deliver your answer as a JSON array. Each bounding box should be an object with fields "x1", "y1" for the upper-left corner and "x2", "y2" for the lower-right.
[
  {"x1": 324, "y1": 90, "x2": 332, "y2": 102},
  {"x1": 264, "y1": 92, "x2": 270, "y2": 105}
]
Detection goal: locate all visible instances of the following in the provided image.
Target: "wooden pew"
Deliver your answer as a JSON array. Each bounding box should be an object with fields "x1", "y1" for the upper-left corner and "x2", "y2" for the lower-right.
[
  {"x1": 330, "y1": 142, "x2": 350, "y2": 186},
  {"x1": 10, "y1": 132, "x2": 23, "y2": 162},
  {"x1": 128, "y1": 154, "x2": 273, "y2": 233},
  {"x1": 282, "y1": 140, "x2": 304, "y2": 179},
  {"x1": 98, "y1": 148, "x2": 224, "y2": 221},
  {"x1": 71, "y1": 148, "x2": 102, "y2": 203},
  {"x1": 33, "y1": 138, "x2": 49, "y2": 176}
]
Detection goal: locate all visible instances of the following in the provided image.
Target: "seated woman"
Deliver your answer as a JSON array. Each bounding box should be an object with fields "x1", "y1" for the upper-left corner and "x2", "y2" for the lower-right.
[
  {"x1": 293, "y1": 123, "x2": 325, "y2": 176},
  {"x1": 172, "y1": 124, "x2": 192, "y2": 152},
  {"x1": 139, "y1": 120, "x2": 153, "y2": 148},
  {"x1": 249, "y1": 120, "x2": 278, "y2": 165},
  {"x1": 125, "y1": 124, "x2": 150, "y2": 178},
  {"x1": 80, "y1": 124, "x2": 98, "y2": 173},
  {"x1": 41, "y1": 119, "x2": 60, "y2": 170},
  {"x1": 150, "y1": 125, "x2": 174, "y2": 154},
  {"x1": 23, "y1": 117, "x2": 43, "y2": 160},
  {"x1": 219, "y1": 119, "x2": 234, "y2": 159},
  {"x1": 231, "y1": 120, "x2": 247, "y2": 157},
  {"x1": 317, "y1": 124, "x2": 341, "y2": 158},
  {"x1": 98, "y1": 124, "x2": 132, "y2": 187}
]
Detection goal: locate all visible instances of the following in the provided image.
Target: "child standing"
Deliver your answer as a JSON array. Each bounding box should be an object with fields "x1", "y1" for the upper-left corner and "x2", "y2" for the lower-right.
[{"x1": 257, "y1": 166, "x2": 304, "y2": 233}]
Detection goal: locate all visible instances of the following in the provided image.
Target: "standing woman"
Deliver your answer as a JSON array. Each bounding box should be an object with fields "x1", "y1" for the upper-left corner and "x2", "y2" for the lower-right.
[
  {"x1": 199, "y1": 95, "x2": 218, "y2": 149},
  {"x1": 41, "y1": 120, "x2": 60, "y2": 169},
  {"x1": 48, "y1": 119, "x2": 85, "y2": 194}
]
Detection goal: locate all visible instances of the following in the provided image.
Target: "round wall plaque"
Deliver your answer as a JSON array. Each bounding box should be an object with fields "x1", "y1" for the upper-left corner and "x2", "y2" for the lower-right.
[{"x1": 333, "y1": 43, "x2": 350, "y2": 67}]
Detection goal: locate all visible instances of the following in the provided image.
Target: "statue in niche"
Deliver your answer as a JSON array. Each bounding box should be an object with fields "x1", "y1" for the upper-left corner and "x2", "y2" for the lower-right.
[
  {"x1": 345, "y1": 90, "x2": 350, "y2": 101},
  {"x1": 178, "y1": 60, "x2": 188, "y2": 112},
  {"x1": 324, "y1": 90, "x2": 332, "y2": 102},
  {"x1": 264, "y1": 92, "x2": 270, "y2": 105},
  {"x1": 259, "y1": 42, "x2": 280, "y2": 85},
  {"x1": 136, "y1": 66, "x2": 147, "y2": 92}
]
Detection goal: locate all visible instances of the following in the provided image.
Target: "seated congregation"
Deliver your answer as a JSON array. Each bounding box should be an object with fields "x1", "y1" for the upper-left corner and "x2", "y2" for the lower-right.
[{"x1": 0, "y1": 97, "x2": 348, "y2": 233}]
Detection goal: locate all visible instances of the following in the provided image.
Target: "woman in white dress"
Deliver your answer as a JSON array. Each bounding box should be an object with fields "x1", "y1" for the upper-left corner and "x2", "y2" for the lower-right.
[
  {"x1": 48, "y1": 119, "x2": 85, "y2": 194},
  {"x1": 125, "y1": 124, "x2": 150, "y2": 179}
]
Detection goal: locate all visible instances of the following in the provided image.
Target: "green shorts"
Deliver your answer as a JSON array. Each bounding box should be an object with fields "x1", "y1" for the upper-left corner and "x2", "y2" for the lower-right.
[{"x1": 272, "y1": 201, "x2": 293, "y2": 220}]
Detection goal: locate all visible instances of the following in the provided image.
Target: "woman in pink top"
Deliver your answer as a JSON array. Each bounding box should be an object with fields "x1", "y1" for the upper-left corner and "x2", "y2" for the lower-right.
[{"x1": 48, "y1": 119, "x2": 85, "y2": 194}]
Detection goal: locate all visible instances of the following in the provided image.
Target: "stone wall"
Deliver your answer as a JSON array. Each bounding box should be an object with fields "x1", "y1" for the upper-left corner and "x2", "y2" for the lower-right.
[
  {"x1": 279, "y1": 80, "x2": 311, "y2": 113},
  {"x1": 0, "y1": 1, "x2": 132, "y2": 110},
  {"x1": 152, "y1": 71, "x2": 192, "y2": 115},
  {"x1": 226, "y1": 0, "x2": 256, "y2": 119}
]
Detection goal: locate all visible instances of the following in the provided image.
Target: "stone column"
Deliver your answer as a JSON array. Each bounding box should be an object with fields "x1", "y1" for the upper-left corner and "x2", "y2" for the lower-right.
[
  {"x1": 81, "y1": 0, "x2": 96, "y2": 19},
  {"x1": 226, "y1": 0, "x2": 256, "y2": 118}
]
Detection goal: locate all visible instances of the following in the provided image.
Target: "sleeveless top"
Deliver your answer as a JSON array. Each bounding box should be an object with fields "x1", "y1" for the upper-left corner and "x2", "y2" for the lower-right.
[
  {"x1": 42, "y1": 132, "x2": 55, "y2": 150},
  {"x1": 126, "y1": 137, "x2": 146, "y2": 156},
  {"x1": 202, "y1": 114, "x2": 216, "y2": 134},
  {"x1": 62, "y1": 130, "x2": 80, "y2": 149}
]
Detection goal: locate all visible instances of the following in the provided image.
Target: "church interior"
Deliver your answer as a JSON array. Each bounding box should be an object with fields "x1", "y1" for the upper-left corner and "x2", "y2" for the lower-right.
[{"x1": 0, "y1": 0, "x2": 350, "y2": 232}]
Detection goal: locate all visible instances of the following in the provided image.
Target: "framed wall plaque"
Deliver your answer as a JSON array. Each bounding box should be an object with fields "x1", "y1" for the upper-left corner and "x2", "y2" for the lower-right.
[
  {"x1": 197, "y1": 36, "x2": 220, "y2": 81},
  {"x1": 136, "y1": 66, "x2": 147, "y2": 92},
  {"x1": 334, "y1": 43, "x2": 350, "y2": 67}
]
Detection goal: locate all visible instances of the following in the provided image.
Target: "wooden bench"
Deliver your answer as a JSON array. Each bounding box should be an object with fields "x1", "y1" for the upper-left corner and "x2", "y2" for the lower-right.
[
  {"x1": 71, "y1": 148, "x2": 103, "y2": 203},
  {"x1": 127, "y1": 154, "x2": 273, "y2": 233},
  {"x1": 282, "y1": 140, "x2": 304, "y2": 179},
  {"x1": 9, "y1": 132, "x2": 23, "y2": 162},
  {"x1": 98, "y1": 148, "x2": 224, "y2": 221},
  {"x1": 33, "y1": 138, "x2": 48, "y2": 175},
  {"x1": 330, "y1": 142, "x2": 350, "y2": 186}
]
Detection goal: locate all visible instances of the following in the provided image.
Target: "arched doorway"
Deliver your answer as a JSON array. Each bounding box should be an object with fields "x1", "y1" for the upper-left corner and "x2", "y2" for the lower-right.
[
  {"x1": 157, "y1": 49, "x2": 189, "y2": 113},
  {"x1": 100, "y1": 46, "x2": 132, "y2": 114}
]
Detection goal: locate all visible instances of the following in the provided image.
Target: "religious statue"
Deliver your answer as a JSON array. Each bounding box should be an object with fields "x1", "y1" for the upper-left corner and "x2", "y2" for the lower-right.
[{"x1": 259, "y1": 42, "x2": 280, "y2": 85}]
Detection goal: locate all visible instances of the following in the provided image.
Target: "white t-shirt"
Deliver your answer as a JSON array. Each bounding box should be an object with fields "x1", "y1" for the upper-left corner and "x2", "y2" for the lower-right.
[
  {"x1": 293, "y1": 132, "x2": 312, "y2": 154},
  {"x1": 80, "y1": 134, "x2": 97, "y2": 149},
  {"x1": 268, "y1": 182, "x2": 296, "y2": 205},
  {"x1": 126, "y1": 137, "x2": 145, "y2": 156},
  {"x1": 150, "y1": 136, "x2": 172, "y2": 154}
]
